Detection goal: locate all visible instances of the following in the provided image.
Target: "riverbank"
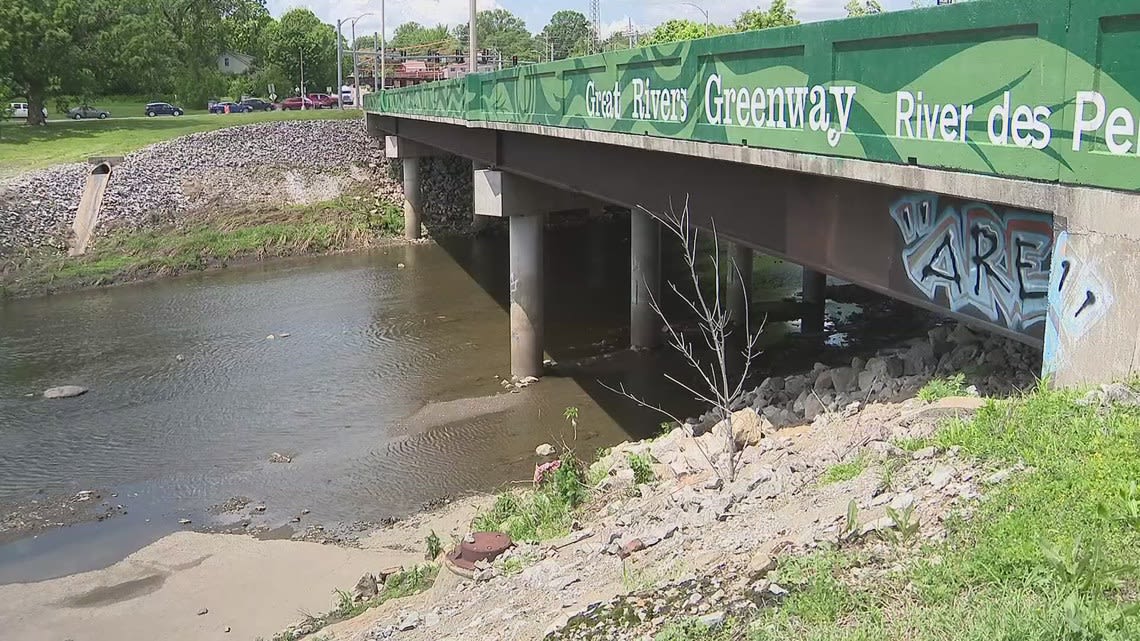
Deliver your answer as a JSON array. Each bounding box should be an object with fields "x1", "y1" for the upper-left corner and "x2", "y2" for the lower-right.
[
  {"x1": 6, "y1": 343, "x2": 1132, "y2": 640},
  {"x1": 0, "y1": 187, "x2": 406, "y2": 298}
]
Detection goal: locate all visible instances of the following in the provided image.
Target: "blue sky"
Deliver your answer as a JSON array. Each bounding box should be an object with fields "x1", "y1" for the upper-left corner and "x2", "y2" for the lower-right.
[{"x1": 267, "y1": 0, "x2": 926, "y2": 42}]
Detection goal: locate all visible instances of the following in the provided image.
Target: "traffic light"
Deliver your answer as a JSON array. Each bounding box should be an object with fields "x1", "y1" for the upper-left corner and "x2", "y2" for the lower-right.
[{"x1": 511, "y1": 55, "x2": 518, "y2": 67}]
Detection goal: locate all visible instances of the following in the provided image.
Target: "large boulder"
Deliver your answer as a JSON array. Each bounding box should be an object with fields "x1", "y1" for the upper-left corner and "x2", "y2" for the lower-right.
[{"x1": 43, "y1": 385, "x2": 88, "y2": 399}]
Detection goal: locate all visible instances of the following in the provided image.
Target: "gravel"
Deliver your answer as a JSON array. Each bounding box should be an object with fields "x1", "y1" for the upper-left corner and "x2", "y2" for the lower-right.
[{"x1": 0, "y1": 119, "x2": 443, "y2": 256}]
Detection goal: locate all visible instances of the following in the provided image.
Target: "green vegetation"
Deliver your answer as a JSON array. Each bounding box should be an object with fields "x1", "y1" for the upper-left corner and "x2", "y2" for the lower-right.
[
  {"x1": 0, "y1": 109, "x2": 358, "y2": 175},
  {"x1": 425, "y1": 530, "x2": 442, "y2": 560},
  {"x1": 628, "y1": 452, "x2": 656, "y2": 485},
  {"x1": 917, "y1": 373, "x2": 968, "y2": 402},
  {"x1": 672, "y1": 384, "x2": 1140, "y2": 640},
  {"x1": 472, "y1": 453, "x2": 588, "y2": 542},
  {"x1": 819, "y1": 455, "x2": 868, "y2": 485},
  {"x1": 0, "y1": 190, "x2": 402, "y2": 298},
  {"x1": 654, "y1": 617, "x2": 743, "y2": 641},
  {"x1": 272, "y1": 565, "x2": 437, "y2": 641}
]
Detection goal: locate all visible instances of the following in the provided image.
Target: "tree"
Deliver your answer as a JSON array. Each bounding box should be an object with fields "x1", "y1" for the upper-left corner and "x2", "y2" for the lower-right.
[
  {"x1": 733, "y1": 0, "x2": 799, "y2": 32},
  {"x1": 0, "y1": 0, "x2": 124, "y2": 125},
  {"x1": 390, "y1": 22, "x2": 456, "y2": 53},
  {"x1": 266, "y1": 8, "x2": 337, "y2": 95},
  {"x1": 640, "y1": 19, "x2": 730, "y2": 46},
  {"x1": 540, "y1": 11, "x2": 590, "y2": 60},
  {"x1": 453, "y1": 9, "x2": 535, "y2": 62},
  {"x1": 846, "y1": 0, "x2": 885, "y2": 16}
]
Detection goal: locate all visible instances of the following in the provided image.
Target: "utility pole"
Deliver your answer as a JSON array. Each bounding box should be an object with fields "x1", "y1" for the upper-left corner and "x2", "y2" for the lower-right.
[
  {"x1": 299, "y1": 47, "x2": 306, "y2": 110},
  {"x1": 380, "y1": 0, "x2": 387, "y2": 91},
  {"x1": 336, "y1": 19, "x2": 344, "y2": 109},
  {"x1": 468, "y1": 0, "x2": 477, "y2": 73},
  {"x1": 351, "y1": 21, "x2": 360, "y2": 107},
  {"x1": 373, "y1": 31, "x2": 380, "y2": 91}
]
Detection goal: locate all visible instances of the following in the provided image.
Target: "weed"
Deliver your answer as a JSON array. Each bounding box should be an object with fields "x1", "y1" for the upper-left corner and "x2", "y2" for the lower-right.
[
  {"x1": 894, "y1": 436, "x2": 931, "y2": 452},
  {"x1": 878, "y1": 456, "x2": 907, "y2": 492},
  {"x1": 653, "y1": 616, "x2": 740, "y2": 640},
  {"x1": 271, "y1": 565, "x2": 437, "y2": 641},
  {"x1": 820, "y1": 455, "x2": 867, "y2": 485},
  {"x1": 425, "y1": 530, "x2": 442, "y2": 560},
  {"x1": 879, "y1": 504, "x2": 922, "y2": 549},
  {"x1": 628, "y1": 452, "x2": 656, "y2": 484},
  {"x1": 917, "y1": 373, "x2": 967, "y2": 402},
  {"x1": 1097, "y1": 480, "x2": 1140, "y2": 531},
  {"x1": 839, "y1": 499, "x2": 860, "y2": 543},
  {"x1": 471, "y1": 453, "x2": 588, "y2": 541}
]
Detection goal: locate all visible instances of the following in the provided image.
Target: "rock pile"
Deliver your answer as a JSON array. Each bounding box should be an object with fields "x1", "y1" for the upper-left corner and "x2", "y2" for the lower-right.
[
  {"x1": 686, "y1": 321, "x2": 1040, "y2": 433},
  {"x1": 0, "y1": 119, "x2": 477, "y2": 256}
]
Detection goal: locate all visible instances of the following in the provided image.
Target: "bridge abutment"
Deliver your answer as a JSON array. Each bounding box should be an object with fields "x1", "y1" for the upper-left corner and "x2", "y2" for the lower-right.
[{"x1": 630, "y1": 209, "x2": 662, "y2": 350}]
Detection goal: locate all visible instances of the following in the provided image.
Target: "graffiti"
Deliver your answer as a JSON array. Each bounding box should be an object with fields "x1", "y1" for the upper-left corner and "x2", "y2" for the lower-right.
[
  {"x1": 1042, "y1": 232, "x2": 1113, "y2": 375},
  {"x1": 889, "y1": 194, "x2": 1052, "y2": 331}
]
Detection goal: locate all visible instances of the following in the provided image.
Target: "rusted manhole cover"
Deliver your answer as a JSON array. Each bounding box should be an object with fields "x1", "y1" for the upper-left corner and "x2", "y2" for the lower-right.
[{"x1": 445, "y1": 531, "x2": 513, "y2": 571}]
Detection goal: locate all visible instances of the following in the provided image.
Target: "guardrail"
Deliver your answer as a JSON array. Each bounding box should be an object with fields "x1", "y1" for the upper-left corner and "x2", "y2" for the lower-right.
[{"x1": 366, "y1": 0, "x2": 1140, "y2": 193}]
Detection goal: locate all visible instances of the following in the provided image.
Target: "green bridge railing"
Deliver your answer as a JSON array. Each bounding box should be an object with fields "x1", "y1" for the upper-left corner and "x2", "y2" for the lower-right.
[{"x1": 366, "y1": 0, "x2": 1140, "y2": 193}]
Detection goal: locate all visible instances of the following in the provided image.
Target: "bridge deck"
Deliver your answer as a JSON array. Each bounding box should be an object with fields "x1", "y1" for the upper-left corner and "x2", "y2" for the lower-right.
[{"x1": 366, "y1": 0, "x2": 1140, "y2": 194}]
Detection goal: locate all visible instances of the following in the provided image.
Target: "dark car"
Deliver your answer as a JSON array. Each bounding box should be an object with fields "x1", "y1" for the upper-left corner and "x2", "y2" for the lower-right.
[
  {"x1": 145, "y1": 102, "x2": 184, "y2": 117},
  {"x1": 208, "y1": 101, "x2": 251, "y2": 114},
  {"x1": 67, "y1": 105, "x2": 110, "y2": 120},
  {"x1": 280, "y1": 96, "x2": 317, "y2": 110},
  {"x1": 240, "y1": 98, "x2": 275, "y2": 112}
]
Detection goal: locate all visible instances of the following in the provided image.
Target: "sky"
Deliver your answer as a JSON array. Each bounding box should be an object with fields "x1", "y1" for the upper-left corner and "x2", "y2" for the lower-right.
[{"x1": 266, "y1": 0, "x2": 925, "y2": 41}]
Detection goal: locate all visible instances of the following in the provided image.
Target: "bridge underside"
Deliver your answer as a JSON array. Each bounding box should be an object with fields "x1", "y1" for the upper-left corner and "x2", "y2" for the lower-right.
[{"x1": 373, "y1": 114, "x2": 1052, "y2": 350}]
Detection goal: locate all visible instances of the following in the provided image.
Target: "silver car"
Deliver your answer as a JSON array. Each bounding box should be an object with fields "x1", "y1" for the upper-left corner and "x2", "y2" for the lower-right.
[{"x1": 67, "y1": 105, "x2": 110, "y2": 120}]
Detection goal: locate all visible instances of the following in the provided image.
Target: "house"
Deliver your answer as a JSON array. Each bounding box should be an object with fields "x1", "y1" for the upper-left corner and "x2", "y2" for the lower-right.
[{"x1": 217, "y1": 51, "x2": 255, "y2": 75}]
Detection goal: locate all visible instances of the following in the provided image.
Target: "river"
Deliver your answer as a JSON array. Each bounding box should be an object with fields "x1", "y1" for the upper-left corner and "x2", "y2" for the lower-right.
[{"x1": 0, "y1": 220, "x2": 820, "y2": 584}]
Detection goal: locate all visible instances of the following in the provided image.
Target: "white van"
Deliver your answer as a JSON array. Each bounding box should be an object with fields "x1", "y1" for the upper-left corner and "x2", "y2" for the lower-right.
[{"x1": 8, "y1": 102, "x2": 47, "y2": 119}]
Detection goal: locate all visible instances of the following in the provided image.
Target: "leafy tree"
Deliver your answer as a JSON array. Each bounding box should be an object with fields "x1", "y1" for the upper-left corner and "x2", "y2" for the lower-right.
[
  {"x1": 390, "y1": 22, "x2": 456, "y2": 53},
  {"x1": 640, "y1": 19, "x2": 730, "y2": 46},
  {"x1": 846, "y1": 0, "x2": 885, "y2": 16},
  {"x1": 734, "y1": 0, "x2": 799, "y2": 32},
  {"x1": 540, "y1": 10, "x2": 591, "y2": 60},
  {"x1": 266, "y1": 8, "x2": 337, "y2": 96},
  {"x1": 223, "y1": 0, "x2": 273, "y2": 60},
  {"x1": 453, "y1": 9, "x2": 535, "y2": 62},
  {"x1": 0, "y1": 0, "x2": 123, "y2": 125}
]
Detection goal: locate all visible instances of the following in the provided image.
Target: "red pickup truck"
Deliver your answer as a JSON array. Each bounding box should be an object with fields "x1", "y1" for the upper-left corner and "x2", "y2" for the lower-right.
[{"x1": 280, "y1": 96, "x2": 317, "y2": 110}]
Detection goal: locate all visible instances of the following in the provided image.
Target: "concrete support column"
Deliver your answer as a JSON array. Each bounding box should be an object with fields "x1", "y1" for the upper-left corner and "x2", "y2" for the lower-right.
[
  {"x1": 802, "y1": 268, "x2": 827, "y2": 334},
  {"x1": 510, "y1": 213, "x2": 545, "y2": 379},
  {"x1": 471, "y1": 161, "x2": 491, "y2": 234},
  {"x1": 402, "y1": 157, "x2": 422, "y2": 240},
  {"x1": 630, "y1": 209, "x2": 661, "y2": 349},
  {"x1": 727, "y1": 243, "x2": 753, "y2": 326}
]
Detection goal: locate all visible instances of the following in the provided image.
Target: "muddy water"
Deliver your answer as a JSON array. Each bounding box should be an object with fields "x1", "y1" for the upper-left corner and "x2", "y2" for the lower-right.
[{"x1": 0, "y1": 219, "x2": 825, "y2": 583}]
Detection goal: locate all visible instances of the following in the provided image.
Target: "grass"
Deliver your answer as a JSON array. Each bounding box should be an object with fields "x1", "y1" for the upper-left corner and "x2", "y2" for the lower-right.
[
  {"x1": 0, "y1": 108, "x2": 359, "y2": 176},
  {"x1": 916, "y1": 373, "x2": 968, "y2": 402},
  {"x1": 271, "y1": 565, "x2": 437, "y2": 641},
  {"x1": 676, "y1": 383, "x2": 1140, "y2": 640},
  {"x1": 0, "y1": 190, "x2": 403, "y2": 298},
  {"x1": 819, "y1": 455, "x2": 868, "y2": 485},
  {"x1": 472, "y1": 453, "x2": 589, "y2": 542}
]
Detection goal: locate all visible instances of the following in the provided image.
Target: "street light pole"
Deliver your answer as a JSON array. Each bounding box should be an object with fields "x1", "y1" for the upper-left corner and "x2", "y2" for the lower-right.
[
  {"x1": 373, "y1": 31, "x2": 380, "y2": 91},
  {"x1": 351, "y1": 21, "x2": 359, "y2": 106},
  {"x1": 299, "y1": 47, "x2": 305, "y2": 110},
  {"x1": 680, "y1": 2, "x2": 710, "y2": 36},
  {"x1": 468, "y1": 0, "x2": 477, "y2": 73},
  {"x1": 336, "y1": 19, "x2": 344, "y2": 109},
  {"x1": 380, "y1": 0, "x2": 386, "y2": 92}
]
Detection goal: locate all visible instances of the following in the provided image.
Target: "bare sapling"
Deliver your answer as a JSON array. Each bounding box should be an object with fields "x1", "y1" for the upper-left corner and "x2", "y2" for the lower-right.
[{"x1": 606, "y1": 199, "x2": 765, "y2": 483}]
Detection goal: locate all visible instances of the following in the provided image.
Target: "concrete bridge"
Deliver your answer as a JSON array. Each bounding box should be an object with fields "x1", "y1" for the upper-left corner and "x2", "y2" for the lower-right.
[{"x1": 366, "y1": 0, "x2": 1140, "y2": 386}]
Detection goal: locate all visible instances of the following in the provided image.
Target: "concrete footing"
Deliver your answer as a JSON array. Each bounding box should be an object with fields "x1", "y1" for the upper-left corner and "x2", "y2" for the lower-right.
[
  {"x1": 802, "y1": 268, "x2": 827, "y2": 333},
  {"x1": 509, "y1": 213, "x2": 545, "y2": 379},
  {"x1": 402, "y1": 157, "x2": 422, "y2": 240},
  {"x1": 630, "y1": 209, "x2": 661, "y2": 349},
  {"x1": 727, "y1": 243, "x2": 753, "y2": 326}
]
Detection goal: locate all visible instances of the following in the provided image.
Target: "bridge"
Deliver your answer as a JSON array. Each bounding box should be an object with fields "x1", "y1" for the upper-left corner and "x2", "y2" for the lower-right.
[{"x1": 365, "y1": 0, "x2": 1140, "y2": 386}]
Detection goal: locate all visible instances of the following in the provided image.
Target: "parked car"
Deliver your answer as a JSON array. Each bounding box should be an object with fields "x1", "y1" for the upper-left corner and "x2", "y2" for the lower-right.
[
  {"x1": 9, "y1": 102, "x2": 47, "y2": 119},
  {"x1": 280, "y1": 96, "x2": 317, "y2": 110},
  {"x1": 67, "y1": 105, "x2": 110, "y2": 120},
  {"x1": 306, "y1": 93, "x2": 338, "y2": 108},
  {"x1": 145, "y1": 102, "x2": 184, "y2": 117},
  {"x1": 208, "y1": 101, "x2": 251, "y2": 114},
  {"x1": 240, "y1": 97, "x2": 275, "y2": 112}
]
